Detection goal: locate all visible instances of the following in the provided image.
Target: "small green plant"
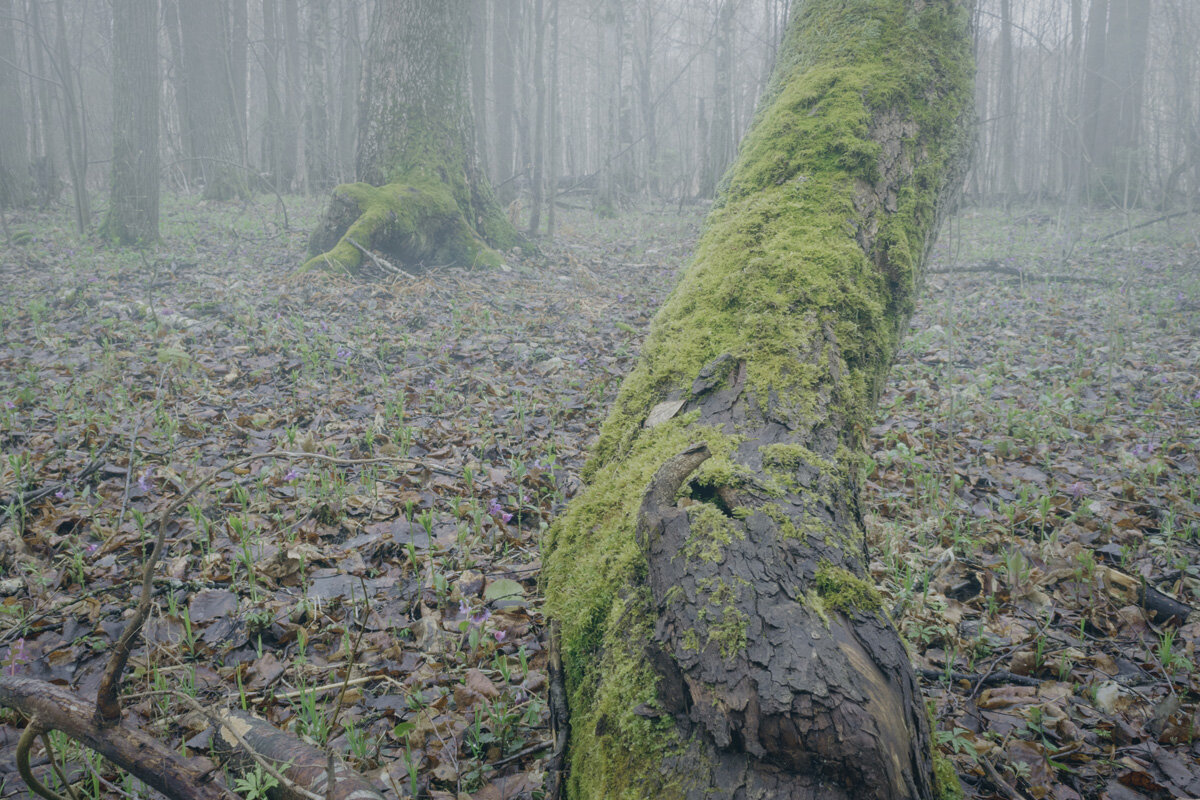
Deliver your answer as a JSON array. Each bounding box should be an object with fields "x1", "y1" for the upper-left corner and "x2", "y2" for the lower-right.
[{"x1": 231, "y1": 762, "x2": 280, "y2": 800}]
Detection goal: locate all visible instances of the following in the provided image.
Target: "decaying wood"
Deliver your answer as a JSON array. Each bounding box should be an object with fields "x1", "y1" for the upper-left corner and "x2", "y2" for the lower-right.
[
  {"x1": 211, "y1": 708, "x2": 385, "y2": 800},
  {"x1": 0, "y1": 676, "x2": 234, "y2": 800}
]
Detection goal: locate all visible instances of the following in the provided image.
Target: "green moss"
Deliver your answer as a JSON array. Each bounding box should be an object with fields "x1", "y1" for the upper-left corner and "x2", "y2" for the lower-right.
[
  {"x1": 927, "y1": 700, "x2": 964, "y2": 800},
  {"x1": 588, "y1": 5, "x2": 971, "y2": 467},
  {"x1": 545, "y1": 417, "x2": 737, "y2": 798},
  {"x1": 814, "y1": 560, "x2": 884, "y2": 614},
  {"x1": 546, "y1": 0, "x2": 973, "y2": 795},
  {"x1": 682, "y1": 503, "x2": 742, "y2": 563},
  {"x1": 303, "y1": 180, "x2": 503, "y2": 273},
  {"x1": 761, "y1": 502, "x2": 804, "y2": 541},
  {"x1": 932, "y1": 750, "x2": 963, "y2": 800},
  {"x1": 696, "y1": 577, "x2": 750, "y2": 659}
]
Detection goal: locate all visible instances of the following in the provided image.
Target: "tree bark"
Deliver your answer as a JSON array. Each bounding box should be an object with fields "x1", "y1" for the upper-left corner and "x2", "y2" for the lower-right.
[
  {"x1": 543, "y1": 1, "x2": 974, "y2": 798},
  {"x1": 528, "y1": 0, "x2": 546, "y2": 235},
  {"x1": 0, "y1": 0, "x2": 31, "y2": 208},
  {"x1": 178, "y1": 0, "x2": 247, "y2": 200},
  {"x1": 305, "y1": 0, "x2": 519, "y2": 274},
  {"x1": 304, "y1": 1, "x2": 333, "y2": 191},
  {"x1": 261, "y1": 0, "x2": 285, "y2": 189},
  {"x1": 491, "y1": 0, "x2": 518, "y2": 199},
  {"x1": 101, "y1": 0, "x2": 160, "y2": 244}
]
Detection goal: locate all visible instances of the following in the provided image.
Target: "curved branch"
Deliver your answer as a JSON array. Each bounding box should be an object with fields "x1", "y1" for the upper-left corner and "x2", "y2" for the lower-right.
[{"x1": 0, "y1": 676, "x2": 234, "y2": 800}]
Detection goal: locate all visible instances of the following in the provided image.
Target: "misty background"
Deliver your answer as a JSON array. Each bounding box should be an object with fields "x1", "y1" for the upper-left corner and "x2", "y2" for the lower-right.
[{"x1": 0, "y1": 0, "x2": 1195, "y2": 233}]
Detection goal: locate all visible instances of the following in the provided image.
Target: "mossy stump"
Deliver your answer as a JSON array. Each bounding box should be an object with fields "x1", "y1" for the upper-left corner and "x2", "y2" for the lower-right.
[
  {"x1": 303, "y1": 180, "x2": 503, "y2": 274},
  {"x1": 543, "y1": 1, "x2": 975, "y2": 798}
]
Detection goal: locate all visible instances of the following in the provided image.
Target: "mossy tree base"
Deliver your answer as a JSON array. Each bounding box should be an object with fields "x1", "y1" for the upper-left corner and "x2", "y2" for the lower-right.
[
  {"x1": 543, "y1": 1, "x2": 974, "y2": 798},
  {"x1": 303, "y1": 180, "x2": 503, "y2": 274}
]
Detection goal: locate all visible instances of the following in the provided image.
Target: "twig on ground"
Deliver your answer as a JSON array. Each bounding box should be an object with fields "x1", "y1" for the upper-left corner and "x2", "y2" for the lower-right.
[{"x1": 346, "y1": 237, "x2": 415, "y2": 280}]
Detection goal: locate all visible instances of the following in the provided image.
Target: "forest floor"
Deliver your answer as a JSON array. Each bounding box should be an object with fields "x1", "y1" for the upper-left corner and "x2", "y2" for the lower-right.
[{"x1": 0, "y1": 196, "x2": 1197, "y2": 800}]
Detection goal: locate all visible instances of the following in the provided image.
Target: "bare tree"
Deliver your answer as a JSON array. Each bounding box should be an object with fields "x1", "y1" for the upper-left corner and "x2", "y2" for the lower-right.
[
  {"x1": 0, "y1": 0, "x2": 31, "y2": 208},
  {"x1": 101, "y1": 0, "x2": 160, "y2": 244}
]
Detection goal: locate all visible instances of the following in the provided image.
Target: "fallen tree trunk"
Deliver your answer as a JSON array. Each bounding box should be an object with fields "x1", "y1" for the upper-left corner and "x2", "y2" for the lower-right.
[{"x1": 543, "y1": 1, "x2": 975, "y2": 798}]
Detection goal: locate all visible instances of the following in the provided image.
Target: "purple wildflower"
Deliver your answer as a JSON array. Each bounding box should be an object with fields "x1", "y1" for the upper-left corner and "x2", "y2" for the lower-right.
[
  {"x1": 137, "y1": 469, "x2": 153, "y2": 492},
  {"x1": 493, "y1": 630, "x2": 507, "y2": 643},
  {"x1": 458, "y1": 600, "x2": 471, "y2": 619},
  {"x1": 488, "y1": 498, "x2": 503, "y2": 516},
  {"x1": 471, "y1": 608, "x2": 492, "y2": 626},
  {"x1": 1067, "y1": 481, "x2": 1088, "y2": 500},
  {"x1": 501, "y1": 511, "x2": 513, "y2": 524},
  {"x1": 336, "y1": 347, "x2": 352, "y2": 360},
  {"x1": 284, "y1": 468, "x2": 302, "y2": 482},
  {"x1": 3, "y1": 401, "x2": 14, "y2": 409},
  {"x1": 54, "y1": 489, "x2": 67, "y2": 500}
]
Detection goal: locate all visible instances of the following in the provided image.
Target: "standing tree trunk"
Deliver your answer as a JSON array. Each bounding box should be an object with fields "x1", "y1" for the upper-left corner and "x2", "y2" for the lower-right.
[
  {"x1": 997, "y1": 0, "x2": 1017, "y2": 203},
  {"x1": 0, "y1": 0, "x2": 31, "y2": 208},
  {"x1": 546, "y1": 0, "x2": 561, "y2": 237},
  {"x1": 178, "y1": 0, "x2": 248, "y2": 200},
  {"x1": 544, "y1": 0, "x2": 974, "y2": 798},
  {"x1": 53, "y1": 0, "x2": 89, "y2": 234},
  {"x1": 304, "y1": 1, "x2": 333, "y2": 191},
  {"x1": 337, "y1": 0, "x2": 362, "y2": 182},
  {"x1": 261, "y1": 0, "x2": 285, "y2": 189},
  {"x1": 492, "y1": 1, "x2": 518, "y2": 200},
  {"x1": 101, "y1": 0, "x2": 160, "y2": 244},
  {"x1": 282, "y1": 0, "x2": 302, "y2": 191},
  {"x1": 700, "y1": 0, "x2": 735, "y2": 199},
  {"x1": 305, "y1": 0, "x2": 520, "y2": 274},
  {"x1": 527, "y1": 0, "x2": 546, "y2": 235}
]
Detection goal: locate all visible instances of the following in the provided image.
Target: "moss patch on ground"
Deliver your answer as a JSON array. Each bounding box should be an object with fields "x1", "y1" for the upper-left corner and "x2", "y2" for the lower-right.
[{"x1": 302, "y1": 180, "x2": 503, "y2": 273}]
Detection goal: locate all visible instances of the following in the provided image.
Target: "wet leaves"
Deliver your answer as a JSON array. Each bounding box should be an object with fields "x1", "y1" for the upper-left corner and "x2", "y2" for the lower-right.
[
  {"x1": 868, "y1": 208, "x2": 1200, "y2": 799},
  {"x1": 0, "y1": 196, "x2": 696, "y2": 797}
]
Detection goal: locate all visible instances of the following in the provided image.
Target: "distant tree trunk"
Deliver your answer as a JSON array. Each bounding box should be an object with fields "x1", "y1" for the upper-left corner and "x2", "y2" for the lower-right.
[
  {"x1": 305, "y1": 0, "x2": 520, "y2": 274},
  {"x1": 634, "y1": 4, "x2": 658, "y2": 196},
  {"x1": 997, "y1": 0, "x2": 1017, "y2": 203},
  {"x1": 544, "y1": 1, "x2": 974, "y2": 798},
  {"x1": 701, "y1": 0, "x2": 735, "y2": 198},
  {"x1": 469, "y1": 0, "x2": 489, "y2": 180},
  {"x1": 546, "y1": 0, "x2": 561, "y2": 237},
  {"x1": 337, "y1": 0, "x2": 362, "y2": 181},
  {"x1": 492, "y1": 1, "x2": 518, "y2": 199},
  {"x1": 229, "y1": 0, "x2": 248, "y2": 165},
  {"x1": 528, "y1": 0, "x2": 546, "y2": 235},
  {"x1": 282, "y1": 0, "x2": 302, "y2": 191},
  {"x1": 25, "y1": 0, "x2": 60, "y2": 206},
  {"x1": 101, "y1": 0, "x2": 160, "y2": 245},
  {"x1": 53, "y1": 0, "x2": 89, "y2": 234},
  {"x1": 596, "y1": 0, "x2": 623, "y2": 217},
  {"x1": 1080, "y1": 0, "x2": 1108, "y2": 202},
  {"x1": 161, "y1": 0, "x2": 191, "y2": 183},
  {"x1": 262, "y1": 0, "x2": 285, "y2": 188},
  {"x1": 178, "y1": 1, "x2": 248, "y2": 199},
  {"x1": 304, "y1": 1, "x2": 333, "y2": 190},
  {"x1": 1106, "y1": 0, "x2": 1150, "y2": 204},
  {"x1": 0, "y1": 0, "x2": 31, "y2": 208}
]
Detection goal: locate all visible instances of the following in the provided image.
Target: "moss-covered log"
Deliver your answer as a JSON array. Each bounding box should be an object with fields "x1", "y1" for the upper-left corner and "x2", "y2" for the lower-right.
[
  {"x1": 304, "y1": 0, "x2": 518, "y2": 274},
  {"x1": 543, "y1": 1, "x2": 974, "y2": 799}
]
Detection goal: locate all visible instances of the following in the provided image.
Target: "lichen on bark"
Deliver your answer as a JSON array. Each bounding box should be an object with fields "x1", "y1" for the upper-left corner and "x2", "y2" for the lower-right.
[{"x1": 544, "y1": 1, "x2": 974, "y2": 798}]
